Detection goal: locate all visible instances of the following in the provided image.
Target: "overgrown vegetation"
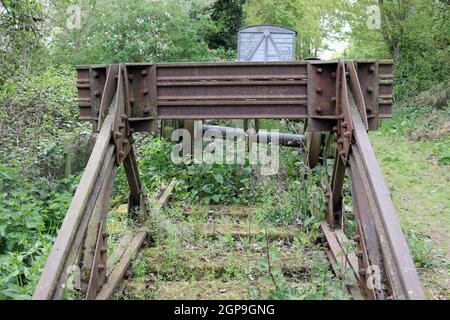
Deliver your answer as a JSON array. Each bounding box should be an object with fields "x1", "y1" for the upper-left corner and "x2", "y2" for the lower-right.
[{"x1": 0, "y1": 0, "x2": 449, "y2": 300}]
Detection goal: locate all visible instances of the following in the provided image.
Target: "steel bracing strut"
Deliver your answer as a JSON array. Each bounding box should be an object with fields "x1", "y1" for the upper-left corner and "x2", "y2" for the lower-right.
[{"x1": 33, "y1": 60, "x2": 424, "y2": 300}]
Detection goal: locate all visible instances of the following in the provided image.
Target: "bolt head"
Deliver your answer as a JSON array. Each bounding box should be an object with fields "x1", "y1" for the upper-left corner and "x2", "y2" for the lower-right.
[
  {"x1": 317, "y1": 67, "x2": 323, "y2": 73},
  {"x1": 316, "y1": 87, "x2": 323, "y2": 93},
  {"x1": 316, "y1": 106, "x2": 323, "y2": 113},
  {"x1": 98, "y1": 264, "x2": 105, "y2": 272},
  {"x1": 344, "y1": 131, "x2": 351, "y2": 139}
]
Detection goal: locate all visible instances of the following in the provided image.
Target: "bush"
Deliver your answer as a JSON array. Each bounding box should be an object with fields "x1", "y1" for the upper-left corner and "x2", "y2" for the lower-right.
[{"x1": 0, "y1": 164, "x2": 79, "y2": 299}]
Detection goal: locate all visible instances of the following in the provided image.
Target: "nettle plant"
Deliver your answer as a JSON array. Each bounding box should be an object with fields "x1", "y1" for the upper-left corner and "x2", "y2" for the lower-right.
[{"x1": 0, "y1": 164, "x2": 79, "y2": 299}]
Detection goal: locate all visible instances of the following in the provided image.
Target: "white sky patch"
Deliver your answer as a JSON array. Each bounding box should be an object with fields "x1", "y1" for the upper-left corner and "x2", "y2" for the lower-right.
[
  {"x1": 319, "y1": 38, "x2": 349, "y2": 59},
  {"x1": 319, "y1": 23, "x2": 351, "y2": 60}
]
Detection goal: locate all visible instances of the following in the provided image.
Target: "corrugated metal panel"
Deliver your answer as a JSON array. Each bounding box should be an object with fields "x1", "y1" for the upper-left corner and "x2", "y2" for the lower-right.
[{"x1": 238, "y1": 24, "x2": 297, "y2": 62}]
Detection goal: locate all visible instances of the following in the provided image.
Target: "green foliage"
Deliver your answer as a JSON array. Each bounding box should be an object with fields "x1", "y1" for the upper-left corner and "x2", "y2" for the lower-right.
[
  {"x1": 244, "y1": 0, "x2": 349, "y2": 58},
  {"x1": 345, "y1": 0, "x2": 449, "y2": 97},
  {"x1": 206, "y1": 0, "x2": 245, "y2": 51},
  {"x1": 0, "y1": 65, "x2": 89, "y2": 179},
  {"x1": 50, "y1": 0, "x2": 227, "y2": 64},
  {"x1": 131, "y1": 136, "x2": 258, "y2": 205},
  {"x1": 0, "y1": 0, "x2": 47, "y2": 83},
  {"x1": 406, "y1": 230, "x2": 446, "y2": 269},
  {"x1": 255, "y1": 165, "x2": 325, "y2": 231},
  {"x1": 0, "y1": 164, "x2": 79, "y2": 299}
]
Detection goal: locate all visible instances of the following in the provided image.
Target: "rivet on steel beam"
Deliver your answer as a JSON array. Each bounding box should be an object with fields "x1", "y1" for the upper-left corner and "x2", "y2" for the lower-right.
[
  {"x1": 100, "y1": 247, "x2": 107, "y2": 254},
  {"x1": 115, "y1": 132, "x2": 122, "y2": 139},
  {"x1": 316, "y1": 106, "x2": 323, "y2": 113},
  {"x1": 354, "y1": 235, "x2": 361, "y2": 242},
  {"x1": 141, "y1": 70, "x2": 148, "y2": 76},
  {"x1": 366, "y1": 106, "x2": 373, "y2": 113},
  {"x1": 316, "y1": 87, "x2": 323, "y2": 93},
  {"x1": 124, "y1": 270, "x2": 132, "y2": 278},
  {"x1": 356, "y1": 250, "x2": 363, "y2": 258},
  {"x1": 331, "y1": 72, "x2": 336, "y2": 78},
  {"x1": 94, "y1": 91, "x2": 101, "y2": 97},
  {"x1": 332, "y1": 126, "x2": 338, "y2": 132},
  {"x1": 143, "y1": 88, "x2": 150, "y2": 95},
  {"x1": 121, "y1": 114, "x2": 128, "y2": 121},
  {"x1": 344, "y1": 131, "x2": 351, "y2": 139},
  {"x1": 92, "y1": 71, "x2": 99, "y2": 78},
  {"x1": 98, "y1": 264, "x2": 105, "y2": 272},
  {"x1": 359, "y1": 268, "x2": 366, "y2": 276},
  {"x1": 324, "y1": 242, "x2": 330, "y2": 249},
  {"x1": 102, "y1": 231, "x2": 108, "y2": 239},
  {"x1": 369, "y1": 65, "x2": 375, "y2": 73},
  {"x1": 337, "y1": 138, "x2": 344, "y2": 144},
  {"x1": 367, "y1": 87, "x2": 374, "y2": 94},
  {"x1": 119, "y1": 123, "x2": 125, "y2": 129},
  {"x1": 123, "y1": 139, "x2": 129, "y2": 145},
  {"x1": 119, "y1": 151, "x2": 125, "y2": 157},
  {"x1": 341, "y1": 122, "x2": 348, "y2": 129},
  {"x1": 317, "y1": 67, "x2": 323, "y2": 73}
]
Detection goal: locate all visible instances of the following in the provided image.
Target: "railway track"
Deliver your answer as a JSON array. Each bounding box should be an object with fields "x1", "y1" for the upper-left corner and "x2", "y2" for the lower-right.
[
  {"x1": 32, "y1": 59, "x2": 426, "y2": 300},
  {"x1": 118, "y1": 204, "x2": 346, "y2": 300}
]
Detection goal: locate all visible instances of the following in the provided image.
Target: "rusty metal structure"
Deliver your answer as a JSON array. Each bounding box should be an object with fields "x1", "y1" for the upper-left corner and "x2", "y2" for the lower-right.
[{"x1": 32, "y1": 60, "x2": 425, "y2": 300}]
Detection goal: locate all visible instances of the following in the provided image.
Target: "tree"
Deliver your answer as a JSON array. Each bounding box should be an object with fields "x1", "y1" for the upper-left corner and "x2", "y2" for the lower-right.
[
  {"x1": 206, "y1": 0, "x2": 245, "y2": 51},
  {"x1": 48, "y1": 0, "x2": 224, "y2": 65},
  {"x1": 244, "y1": 0, "x2": 349, "y2": 58},
  {"x1": 346, "y1": 0, "x2": 449, "y2": 96},
  {"x1": 0, "y1": 0, "x2": 46, "y2": 82}
]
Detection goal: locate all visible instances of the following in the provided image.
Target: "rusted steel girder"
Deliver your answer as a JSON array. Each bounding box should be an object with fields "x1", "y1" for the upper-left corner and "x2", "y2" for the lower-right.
[
  {"x1": 76, "y1": 60, "x2": 392, "y2": 131},
  {"x1": 33, "y1": 65, "x2": 148, "y2": 300},
  {"x1": 349, "y1": 103, "x2": 425, "y2": 299},
  {"x1": 321, "y1": 61, "x2": 424, "y2": 299}
]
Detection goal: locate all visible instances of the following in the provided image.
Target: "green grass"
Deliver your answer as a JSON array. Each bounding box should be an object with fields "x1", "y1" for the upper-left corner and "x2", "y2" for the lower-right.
[{"x1": 369, "y1": 103, "x2": 450, "y2": 299}]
